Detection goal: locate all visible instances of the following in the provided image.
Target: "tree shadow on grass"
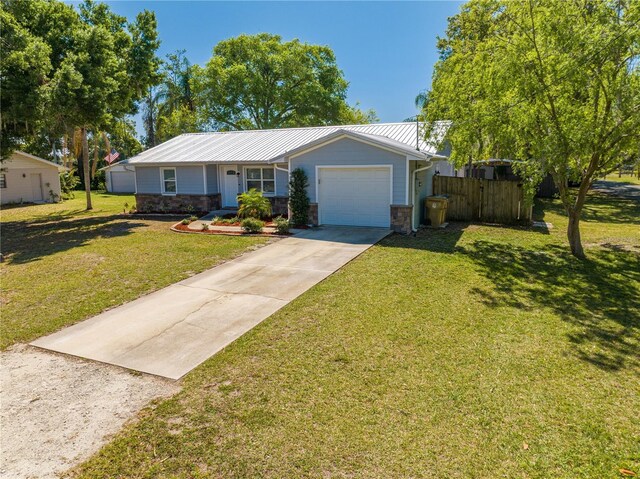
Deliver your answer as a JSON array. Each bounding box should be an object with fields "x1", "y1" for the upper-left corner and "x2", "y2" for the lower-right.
[
  {"x1": 535, "y1": 191, "x2": 640, "y2": 225},
  {"x1": 381, "y1": 223, "x2": 639, "y2": 372},
  {"x1": 1, "y1": 215, "x2": 147, "y2": 264},
  {"x1": 381, "y1": 223, "x2": 466, "y2": 253},
  {"x1": 458, "y1": 240, "x2": 640, "y2": 372}
]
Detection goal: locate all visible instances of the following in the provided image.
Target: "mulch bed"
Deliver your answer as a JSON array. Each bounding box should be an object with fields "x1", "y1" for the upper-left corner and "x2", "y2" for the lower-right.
[{"x1": 171, "y1": 222, "x2": 291, "y2": 237}]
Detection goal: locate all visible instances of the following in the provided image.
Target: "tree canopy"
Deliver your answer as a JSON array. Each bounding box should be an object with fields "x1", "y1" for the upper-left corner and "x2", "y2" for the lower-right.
[
  {"x1": 193, "y1": 33, "x2": 368, "y2": 130},
  {"x1": 424, "y1": 0, "x2": 640, "y2": 257}
]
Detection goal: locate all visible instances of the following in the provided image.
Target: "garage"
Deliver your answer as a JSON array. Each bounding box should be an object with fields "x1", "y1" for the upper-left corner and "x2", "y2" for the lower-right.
[
  {"x1": 108, "y1": 170, "x2": 136, "y2": 193},
  {"x1": 317, "y1": 166, "x2": 391, "y2": 227}
]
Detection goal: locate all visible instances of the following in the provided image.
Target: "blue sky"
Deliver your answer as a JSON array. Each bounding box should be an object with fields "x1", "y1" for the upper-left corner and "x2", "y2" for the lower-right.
[{"x1": 100, "y1": 1, "x2": 463, "y2": 133}]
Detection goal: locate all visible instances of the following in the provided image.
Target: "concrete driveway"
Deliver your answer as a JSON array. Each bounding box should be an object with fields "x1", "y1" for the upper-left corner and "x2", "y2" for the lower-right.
[{"x1": 32, "y1": 227, "x2": 389, "y2": 379}]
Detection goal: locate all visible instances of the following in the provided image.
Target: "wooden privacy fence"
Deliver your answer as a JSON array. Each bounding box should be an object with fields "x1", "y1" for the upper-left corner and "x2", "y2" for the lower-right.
[{"x1": 433, "y1": 176, "x2": 532, "y2": 224}]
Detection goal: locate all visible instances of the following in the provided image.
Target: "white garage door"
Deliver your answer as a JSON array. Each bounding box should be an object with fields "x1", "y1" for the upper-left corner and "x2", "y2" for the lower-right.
[
  {"x1": 318, "y1": 167, "x2": 391, "y2": 227},
  {"x1": 110, "y1": 171, "x2": 136, "y2": 193}
]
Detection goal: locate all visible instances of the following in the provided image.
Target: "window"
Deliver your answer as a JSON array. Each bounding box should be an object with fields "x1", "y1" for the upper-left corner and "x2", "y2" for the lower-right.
[
  {"x1": 161, "y1": 168, "x2": 176, "y2": 194},
  {"x1": 0, "y1": 174, "x2": 6, "y2": 189},
  {"x1": 246, "y1": 167, "x2": 275, "y2": 195}
]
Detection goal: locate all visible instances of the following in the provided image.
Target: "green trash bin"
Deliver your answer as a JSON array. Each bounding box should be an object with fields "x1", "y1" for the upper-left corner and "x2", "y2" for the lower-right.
[{"x1": 425, "y1": 196, "x2": 448, "y2": 227}]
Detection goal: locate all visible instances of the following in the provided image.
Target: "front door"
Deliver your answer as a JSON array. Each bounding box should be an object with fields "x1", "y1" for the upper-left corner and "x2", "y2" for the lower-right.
[
  {"x1": 223, "y1": 166, "x2": 239, "y2": 207},
  {"x1": 30, "y1": 173, "x2": 43, "y2": 202}
]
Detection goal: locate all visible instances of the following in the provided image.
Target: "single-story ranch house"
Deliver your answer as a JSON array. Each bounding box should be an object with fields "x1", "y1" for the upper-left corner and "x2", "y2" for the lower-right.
[
  {"x1": 128, "y1": 122, "x2": 450, "y2": 234},
  {"x1": 0, "y1": 151, "x2": 66, "y2": 205}
]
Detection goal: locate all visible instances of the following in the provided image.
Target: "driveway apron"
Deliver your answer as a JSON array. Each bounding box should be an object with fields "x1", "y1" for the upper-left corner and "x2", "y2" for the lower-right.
[{"x1": 31, "y1": 227, "x2": 390, "y2": 379}]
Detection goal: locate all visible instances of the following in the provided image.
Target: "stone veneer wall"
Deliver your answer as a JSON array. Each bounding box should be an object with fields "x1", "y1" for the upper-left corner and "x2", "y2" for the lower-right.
[
  {"x1": 268, "y1": 196, "x2": 289, "y2": 216},
  {"x1": 390, "y1": 204, "x2": 413, "y2": 234},
  {"x1": 135, "y1": 193, "x2": 221, "y2": 214},
  {"x1": 308, "y1": 203, "x2": 319, "y2": 226}
]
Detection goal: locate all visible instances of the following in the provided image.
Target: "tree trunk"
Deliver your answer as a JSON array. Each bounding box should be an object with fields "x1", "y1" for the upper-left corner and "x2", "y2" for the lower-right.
[
  {"x1": 102, "y1": 131, "x2": 111, "y2": 161},
  {"x1": 553, "y1": 170, "x2": 589, "y2": 259},
  {"x1": 81, "y1": 126, "x2": 93, "y2": 210},
  {"x1": 567, "y1": 209, "x2": 584, "y2": 258},
  {"x1": 91, "y1": 134, "x2": 99, "y2": 180}
]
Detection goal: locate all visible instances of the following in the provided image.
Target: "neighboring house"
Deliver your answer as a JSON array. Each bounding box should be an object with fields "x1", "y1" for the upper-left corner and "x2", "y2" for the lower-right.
[
  {"x1": 0, "y1": 151, "x2": 66, "y2": 205},
  {"x1": 103, "y1": 160, "x2": 136, "y2": 193},
  {"x1": 127, "y1": 122, "x2": 450, "y2": 233}
]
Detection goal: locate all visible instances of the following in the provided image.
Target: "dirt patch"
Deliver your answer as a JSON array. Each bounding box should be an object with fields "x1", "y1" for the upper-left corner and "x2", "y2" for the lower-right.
[{"x1": 0, "y1": 345, "x2": 180, "y2": 478}]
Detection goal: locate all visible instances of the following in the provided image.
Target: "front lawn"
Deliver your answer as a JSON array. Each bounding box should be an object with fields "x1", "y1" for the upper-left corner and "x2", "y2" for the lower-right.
[
  {"x1": 0, "y1": 193, "x2": 267, "y2": 349},
  {"x1": 71, "y1": 191, "x2": 640, "y2": 478}
]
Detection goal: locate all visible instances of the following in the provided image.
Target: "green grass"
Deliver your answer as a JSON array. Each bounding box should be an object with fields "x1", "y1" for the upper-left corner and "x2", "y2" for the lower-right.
[
  {"x1": 0, "y1": 193, "x2": 267, "y2": 349},
  {"x1": 69, "y1": 191, "x2": 640, "y2": 479},
  {"x1": 603, "y1": 173, "x2": 640, "y2": 185}
]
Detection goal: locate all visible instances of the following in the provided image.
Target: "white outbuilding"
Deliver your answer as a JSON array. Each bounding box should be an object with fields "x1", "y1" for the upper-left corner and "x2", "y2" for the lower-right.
[
  {"x1": 0, "y1": 151, "x2": 66, "y2": 205},
  {"x1": 103, "y1": 160, "x2": 136, "y2": 193}
]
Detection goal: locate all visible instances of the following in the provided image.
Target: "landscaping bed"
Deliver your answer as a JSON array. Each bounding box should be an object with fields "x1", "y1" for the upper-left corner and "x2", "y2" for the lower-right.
[{"x1": 171, "y1": 221, "x2": 291, "y2": 237}]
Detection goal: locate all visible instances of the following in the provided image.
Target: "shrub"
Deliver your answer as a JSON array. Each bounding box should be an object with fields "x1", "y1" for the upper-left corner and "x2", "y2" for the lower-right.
[
  {"x1": 59, "y1": 171, "x2": 80, "y2": 199},
  {"x1": 91, "y1": 169, "x2": 106, "y2": 191},
  {"x1": 181, "y1": 218, "x2": 190, "y2": 225},
  {"x1": 212, "y1": 216, "x2": 239, "y2": 225},
  {"x1": 241, "y1": 217, "x2": 264, "y2": 233},
  {"x1": 289, "y1": 168, "x2": 309, "y2": 226},
  {"x1": 189, "y1": 215, "x2": 198, "y2": 222},
  {"x1": 238, "y1": 189, "x2": 272, "y2": 219},
  {"x1": 273, "y1": 216, "x2": 290, "y2": 234},
  {"x1": 201, "y1": 222, "x2": 210, "y2": 231},
  {"x1": 221, "y1": 216, "x2": 239, "y2": 225}
]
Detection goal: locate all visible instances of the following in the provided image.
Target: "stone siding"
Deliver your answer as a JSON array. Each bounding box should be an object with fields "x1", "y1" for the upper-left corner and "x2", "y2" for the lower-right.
[
  {"x1": 390, "y1": 204, "x2": 412, "y2": 234},
  {"x1": 308, "y1": 203, "x2": 319, "y2": 226},
  {"x1": 268, "y1": 196, "x2": 289, "y2": 217},
  {"x1": 135, "y1": 193, "x2": 221, "y2": 214}
]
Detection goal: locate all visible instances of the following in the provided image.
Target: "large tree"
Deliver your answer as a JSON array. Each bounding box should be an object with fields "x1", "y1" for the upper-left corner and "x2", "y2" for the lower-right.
[
  {"x1": 144, "y1": 50, "x2": 201, "y2": 146},
  {"x1": 424, "y1": 0, "x2": 640, "y2": 258},
  {"x1": 193, "y1": 33, "x2": 355, "y2": 130}
]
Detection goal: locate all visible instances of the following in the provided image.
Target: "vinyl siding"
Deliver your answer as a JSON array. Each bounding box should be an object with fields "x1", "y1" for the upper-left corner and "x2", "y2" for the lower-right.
[
  {"x1": 290, "y1": 137, "x2": 407, "y2": 205},
  {"x1": 206, "y1": 165, "x2": 218, "y2": 194},
  {"x1": 135, "y1": 164, "x2": 285, "y2": 197},
  {"x1": 135, "y1": 166, "x2": 205, "y2": 194},
  {"x1": 275, "y1": 168, "x2": 288, "y2": 196},
  {"x1": 176, "y1": 166, "x2": 205, "y2": 194},
  {"x1": 412, "y1": 160, "x2": 435, "y2": 226},
  {"x1": 135, "y1": 167, "x2": 161, "y2": 194}
]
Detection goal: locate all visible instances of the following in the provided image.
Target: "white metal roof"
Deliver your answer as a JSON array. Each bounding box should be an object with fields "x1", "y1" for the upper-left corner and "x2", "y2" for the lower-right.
[
  {"x1": 127, "y1": 122, "x2": 450, "y2": 165},
  {"x1": 268, "y1": 129, "x2": 435, "y2": 162}
]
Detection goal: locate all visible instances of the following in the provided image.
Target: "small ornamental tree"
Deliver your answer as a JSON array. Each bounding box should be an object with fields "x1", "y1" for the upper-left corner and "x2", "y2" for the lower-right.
[
  {"x1": 237, "y1": 188, "x2": 271, "y2": 219},
  {"x1": 289, "y1": 168, "x2": 310, "y2": 226}
]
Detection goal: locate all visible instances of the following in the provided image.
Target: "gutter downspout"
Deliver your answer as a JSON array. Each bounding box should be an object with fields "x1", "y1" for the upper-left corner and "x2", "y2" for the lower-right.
[
  {"x1": 410, "y1": 154, "x2": 448, "y2": 232},
  {"x1": 274, "y1": 163, "x2": 289, "y2": 174},
  {"x1": 411, "y1": 160, "x2": 434, "y2": 232},
  {"x1": 274, "y1": 162, "x2": 290, "y2": 200}
]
